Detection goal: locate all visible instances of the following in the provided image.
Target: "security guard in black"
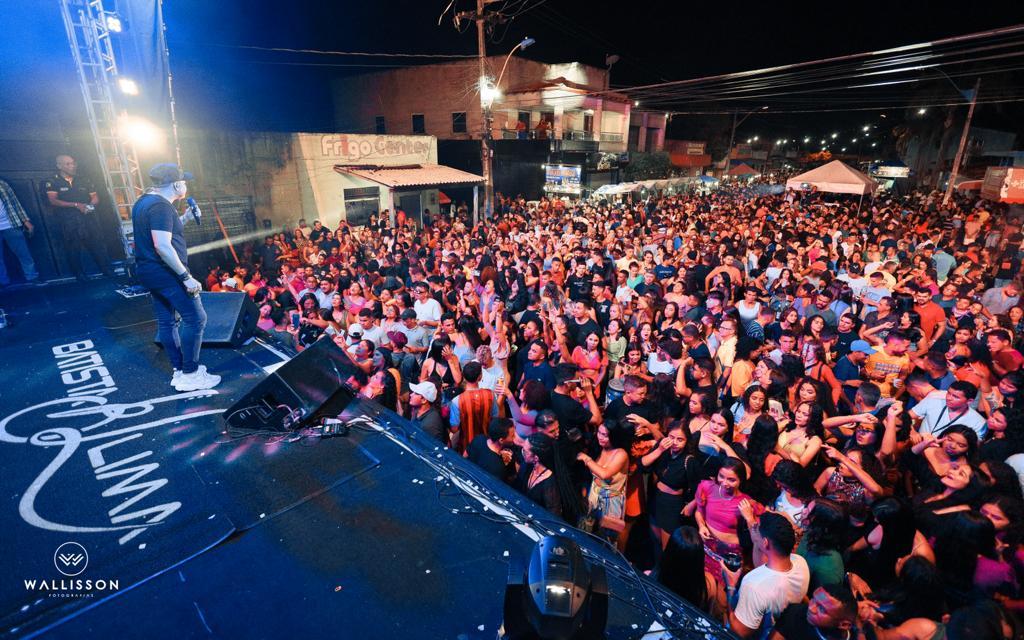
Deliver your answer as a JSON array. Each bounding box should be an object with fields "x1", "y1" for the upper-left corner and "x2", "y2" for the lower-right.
[{"x1": 43, "y1": 155, "x2": 112, "y2": 278}]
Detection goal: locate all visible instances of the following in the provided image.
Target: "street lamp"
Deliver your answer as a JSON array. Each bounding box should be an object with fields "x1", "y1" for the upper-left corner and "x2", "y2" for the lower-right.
[
  {"x1": 831, "y1": 133, "x2": 838, "y2": 139},
  {"x1": 480, "y1": 36, "x2": 535, "y2": 222},
  {"x1": 917, "y1": 108, "x2": 927, "y2": 115}
]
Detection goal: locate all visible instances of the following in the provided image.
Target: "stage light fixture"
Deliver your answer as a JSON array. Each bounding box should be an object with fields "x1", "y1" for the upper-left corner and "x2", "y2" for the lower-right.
[
  {"x1": 118, "y1": 77, "x2": 139, "y2": 96},
  {"x1": 500, "y1": 535, "x2": 608, "y2": 640},
  {"x1": 105, "y1": 13, "x2": 123, "y2": 32},
  {"x1": 118, "y1": 115, "x2": 163, "y2": 151}
]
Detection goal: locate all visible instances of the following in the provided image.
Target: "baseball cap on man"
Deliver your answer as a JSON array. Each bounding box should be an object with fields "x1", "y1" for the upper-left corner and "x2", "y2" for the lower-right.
[
  {"x1": 850, "y1": 340, "x2": 877, "y2": 355},
  {"x1": 409, "y1": 381, "x2": 438, "y2": 403},
  {"x1": 149, "y1": 163, "x2": 194, "y2": 186}
]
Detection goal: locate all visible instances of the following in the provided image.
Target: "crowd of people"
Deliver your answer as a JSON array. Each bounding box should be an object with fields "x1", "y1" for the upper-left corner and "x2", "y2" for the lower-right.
[{"x1": 209, "y1": 183, "x2": 1023, "y2": 640}]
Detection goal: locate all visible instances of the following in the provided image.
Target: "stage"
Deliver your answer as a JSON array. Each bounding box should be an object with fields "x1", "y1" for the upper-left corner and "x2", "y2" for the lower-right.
[{"x1": 0, "y1": 281, "x2": 729, "y2": 639}]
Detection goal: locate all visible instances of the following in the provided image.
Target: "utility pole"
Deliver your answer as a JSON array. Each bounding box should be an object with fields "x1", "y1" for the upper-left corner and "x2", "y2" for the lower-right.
[
  {"x1": 474, "y1": 0, "x2": 493, "y2": 224},
  {"x1": 942, "y1": 78, "x2": 981, "y2": 207},
  {"x1": 724, "y1": 111, "x2": 738, "y2": 179}
]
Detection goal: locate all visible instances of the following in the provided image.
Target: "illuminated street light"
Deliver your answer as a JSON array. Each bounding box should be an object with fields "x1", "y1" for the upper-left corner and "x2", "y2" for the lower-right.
[
  {"x1": 831, "y1": 133, "x2": 838, "y2": 139},
  {"x1": 634, "y1": 100, "x2": 640, "y2": 106},
  {"x1": 118, "y1": 77, "x2": 139, "y2": 96},
  {"x1": 820, "y1": 139, "x2": 826, "y2": 145},
  {"x1": 752, "y1": 136, "x2": 759, "y2": 141},
  {"x1": 841, "y1": 147, "x2": 847, "y2": 152},
  {"x1": 917, "y1": 108, "x2": 927, "y2": 115},
  {"x1": 871, "y1": 142, "x2": 877, "y2": 147},
  {"x1": 803, "y1": 137, "x2": 810, "y2": 143},
  {"x1": 862, "y1": 125, "x2": 870, "y2": 132},
  {"x1": 746, "y1": 138, "x2": 752, "y2": 144},
  {"x1": 852, "y1": 138, "x2": 857, "y2": 143}
]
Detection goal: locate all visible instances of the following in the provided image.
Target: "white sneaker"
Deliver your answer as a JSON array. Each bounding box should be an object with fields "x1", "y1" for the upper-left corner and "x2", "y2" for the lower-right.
[
  {"x1": 171, "y1": 365, "x2": 204, "y2": 385},
  {"x1": 173, "y1": 368, "x2": 221, "y2": 391}
]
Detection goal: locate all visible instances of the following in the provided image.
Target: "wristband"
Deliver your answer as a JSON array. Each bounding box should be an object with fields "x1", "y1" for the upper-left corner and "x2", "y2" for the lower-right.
[{"x1": 178, "y1": 271, "x2": 191, "y2": 283}]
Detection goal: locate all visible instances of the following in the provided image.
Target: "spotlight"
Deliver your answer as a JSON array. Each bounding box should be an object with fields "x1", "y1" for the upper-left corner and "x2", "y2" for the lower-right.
[
  {"x1": 118, "y1": 115, "x2": 164, "y2": 151},
  {"x1": 501, "y1": 535, "x2": 608, "y2": 640},
  {"x1": 118, "y1": 77, "x2": 139, "y2": 96},
  {"x1": 104, "y1": 13, "x2": 123, "y2": 32}
]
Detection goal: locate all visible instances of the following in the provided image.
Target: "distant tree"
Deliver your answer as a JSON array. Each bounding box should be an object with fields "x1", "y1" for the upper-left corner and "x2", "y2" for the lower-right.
[{"x1": 623, "y1": 152, "x2": 672, "y2": 180}]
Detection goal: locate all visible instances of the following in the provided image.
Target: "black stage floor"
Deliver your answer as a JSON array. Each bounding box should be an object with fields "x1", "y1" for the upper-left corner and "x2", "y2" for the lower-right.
[{"x1": 0, "y1": 281, "x2": 730, "y2": 639}]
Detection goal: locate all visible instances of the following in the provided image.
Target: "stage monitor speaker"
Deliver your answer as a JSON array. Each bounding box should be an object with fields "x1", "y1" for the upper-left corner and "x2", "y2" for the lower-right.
[
  {"x1": 201, "y1": 292, "x2": 258, "y2": 347},
  {"x1": 154, "y1": 292, "x2": 258, "y2": 347},
  {"x1": 223, "y1": 338, "x2": 356, "y2": 432}
]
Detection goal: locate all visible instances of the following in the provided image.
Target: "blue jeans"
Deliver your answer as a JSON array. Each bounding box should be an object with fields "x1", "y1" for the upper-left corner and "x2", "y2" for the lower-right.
[
  {"x1": 0, "y1": 228, "x2": 39, "y2": 284},
  {"x1": 146, "y1": 279, "x2": 207, "y2": 374}
]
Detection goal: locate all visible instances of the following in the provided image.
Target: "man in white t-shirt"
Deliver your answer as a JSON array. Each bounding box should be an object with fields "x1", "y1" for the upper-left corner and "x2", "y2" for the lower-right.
[
  {"x1": 412, "y1": 282, "x2": 442, "y2": 328},
  {"x1": 725, "y1": 512, "x2": 810, "y2": 639},
  {"x1": 909, "y1": 379, "x2": 987, "y2": 438}
]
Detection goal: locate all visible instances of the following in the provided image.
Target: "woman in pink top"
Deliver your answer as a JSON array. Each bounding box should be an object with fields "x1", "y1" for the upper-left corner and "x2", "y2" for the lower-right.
[
  {"x1": 688, "y1": 457, "x2": 763, "y2": 578},
  {"x1": 571, "y1": 330, "x2": 608, "y2": 387}
]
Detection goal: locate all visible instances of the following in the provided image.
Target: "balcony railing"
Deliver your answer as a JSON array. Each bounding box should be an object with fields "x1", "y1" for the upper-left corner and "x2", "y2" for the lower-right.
[{"x1": 495, "y1": 128, "x2": 625, "y2": 143}]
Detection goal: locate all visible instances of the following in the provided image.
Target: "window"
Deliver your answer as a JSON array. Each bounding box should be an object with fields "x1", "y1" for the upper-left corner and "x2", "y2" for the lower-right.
[
  {"x1": 343, "y1": 187, "x2": 380, "y2": 227},
  {"x1": 412, "y1": 114, "x2": 425, "y2": 134},
  {"x1": 451, "y1": 112, "x2": 467, "y2": 134},
  {"x1": 374, "y1": 116, "x2": 386, "y2": 134}
]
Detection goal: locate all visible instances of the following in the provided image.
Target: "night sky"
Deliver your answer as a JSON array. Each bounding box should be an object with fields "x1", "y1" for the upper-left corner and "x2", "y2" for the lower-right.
[{"x1": 3, "y1": 1, "x2": 1024, "y2": 145}]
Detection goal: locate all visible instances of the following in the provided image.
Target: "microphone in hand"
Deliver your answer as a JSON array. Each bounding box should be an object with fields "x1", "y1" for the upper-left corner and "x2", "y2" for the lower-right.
[{"x1": 186, "y1": 197, "x2": 201, "y2": 226}]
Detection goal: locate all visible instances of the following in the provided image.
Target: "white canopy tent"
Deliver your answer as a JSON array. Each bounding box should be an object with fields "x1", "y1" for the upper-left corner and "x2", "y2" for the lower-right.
[{"x1": 786, "y1": 160, "x2": 878, "y2": 195}]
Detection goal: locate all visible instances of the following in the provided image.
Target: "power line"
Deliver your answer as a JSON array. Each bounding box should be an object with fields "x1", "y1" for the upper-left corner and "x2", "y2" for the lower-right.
[{"x1": 196, "y1": 42, "x2": 477, "y2": 59}]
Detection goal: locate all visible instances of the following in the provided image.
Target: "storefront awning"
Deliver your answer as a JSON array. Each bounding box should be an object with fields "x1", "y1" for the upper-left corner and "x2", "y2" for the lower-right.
[
  {"x1": 438, "y1": 190, "x2": 452, "y2": 204},
  {"x1": 333, "y1": 163, "x2": 484, "y2": 188}
]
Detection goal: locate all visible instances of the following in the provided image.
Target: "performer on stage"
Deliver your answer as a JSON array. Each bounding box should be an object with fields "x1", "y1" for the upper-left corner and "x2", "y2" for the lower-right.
[{"x1": 132, "y1": 163, "x2": 220, "y2": 391}]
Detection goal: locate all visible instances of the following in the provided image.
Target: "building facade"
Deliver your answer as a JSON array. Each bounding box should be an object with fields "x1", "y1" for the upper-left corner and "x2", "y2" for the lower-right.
[{"x1": 331, "y1": 57, "x2": 666, "y2": 198}]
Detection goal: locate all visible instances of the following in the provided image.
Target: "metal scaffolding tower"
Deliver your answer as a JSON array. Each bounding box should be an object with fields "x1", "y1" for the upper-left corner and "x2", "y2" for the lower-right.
[{"x1": 59, "y1": 0, "x2": 143, "y2": 262}]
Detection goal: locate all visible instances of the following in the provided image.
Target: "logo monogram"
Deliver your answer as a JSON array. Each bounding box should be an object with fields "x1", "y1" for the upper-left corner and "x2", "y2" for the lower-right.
[{"x1": 53, "y1": 542, "x2": 89, "y2": 577}]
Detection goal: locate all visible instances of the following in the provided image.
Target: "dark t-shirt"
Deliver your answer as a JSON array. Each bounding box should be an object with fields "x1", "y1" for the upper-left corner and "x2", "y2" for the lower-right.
[
  {"x1": 772, "y1": 603, "x2": 816, "y2": 640},
  {"x1": 414, "y1": 407, "x2": 448, "y2": 445},
  {"x1": 604, "y1": 398, "x2": 660, "y2": 428},
  {"x1": 550, "y1": 392, "x2": 591, "y2": 432},
  {"x1": 132, "y1": 194, "x2": 187, "y2": 285},
  {"x1": 43, "y1": 173, "x2": 97, "y2": 215},
  {"x1": 466, "y1": 435, "x2": 510, "y2": 481},
  {"x1": 569, "y1": 318, "x2": 601, "y2": 349}
]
